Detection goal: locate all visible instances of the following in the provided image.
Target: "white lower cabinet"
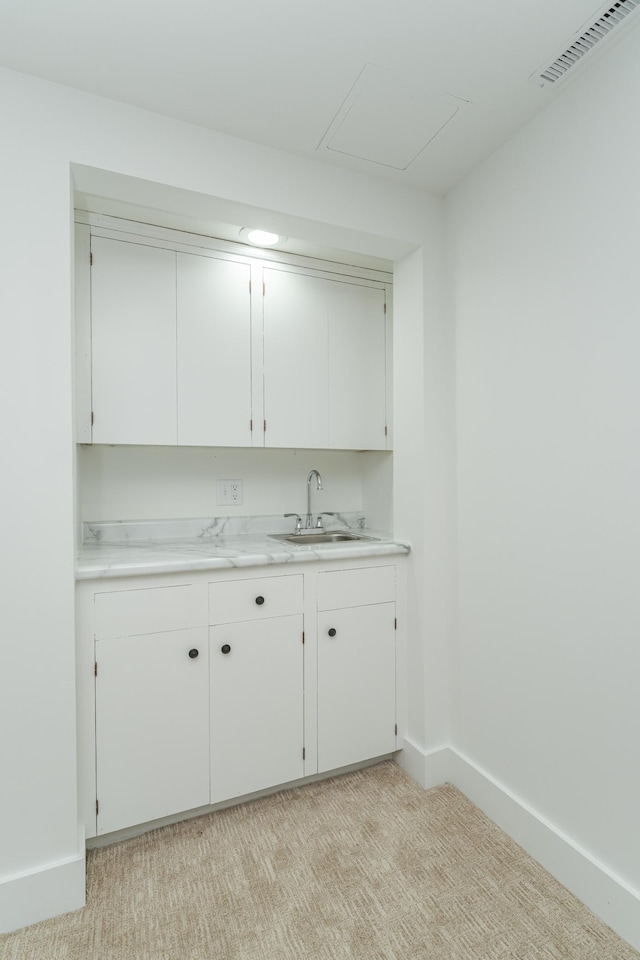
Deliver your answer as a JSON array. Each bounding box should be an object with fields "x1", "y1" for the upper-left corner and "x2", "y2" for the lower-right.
[
  {"x1": 208, "y1": 573, "x2": 305, "y2": 803},
  {"x1": 317, "y1": 566, "x2": 397, "y2": 773},
  {"x1": 78, "y1": 559, "x2": 402, "y2": 838},
  {"x1": 210, "y1": 615, "x2": 304, "y2": 803},
  {"x1": 95, "y1": 627, "x2": 210, "y2": 835},
  {"x1": 317, "y1": 603, "x2": 396, "y2": 773}
]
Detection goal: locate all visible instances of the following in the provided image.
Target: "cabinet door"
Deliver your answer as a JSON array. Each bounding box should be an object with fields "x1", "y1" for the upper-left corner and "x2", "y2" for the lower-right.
[
  {"x1": 90, "y1": 237, "x2": 177, "y2": 445},
  {"x1": 317, "y1": 602, "x2": 396, "y2": 773},
  {"x1": 210, "y1": 615, "x2": 304, "y2": 803},
  {"x1": 177, "y1": 253, "x2": 253, "y2": 446},
  {"x1": 262, "y1": 268, "x2": 329, "y2": 448},
  {"x1": 95, "y1": 628, "x2": 209, "y2": 834},
  {"x1": 262, "y1": 267, "x2": 388, "y2": 450},
  {"x1": 328, "y1": 281, "x2": 387, "y2": 450}
]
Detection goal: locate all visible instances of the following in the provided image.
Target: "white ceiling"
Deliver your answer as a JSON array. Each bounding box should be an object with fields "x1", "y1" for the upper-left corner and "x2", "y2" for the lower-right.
[{"x1": 1, "y1": 0, "x2": 638, "y2": 195}]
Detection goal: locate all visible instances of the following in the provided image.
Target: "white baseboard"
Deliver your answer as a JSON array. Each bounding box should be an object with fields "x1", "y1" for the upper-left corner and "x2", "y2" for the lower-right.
[
  {"x1": 395, "y1": 737, "x2": 452, "y2": 788},
  {"x1": 0, "y1": 839, "x2": 86, "y2": 934},
  {"x1": 396, "y1": 740, "x2": 640, "y2": 952}
]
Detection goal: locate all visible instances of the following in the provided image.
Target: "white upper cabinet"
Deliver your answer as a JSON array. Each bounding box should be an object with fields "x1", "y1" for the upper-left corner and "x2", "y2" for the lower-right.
[
  {"x1": 262, "y1": 268, "x2": 330, "y2": 449},
  {"x1": 177, "y1": 253, "x2": 253, "y2": 447},
  {"x1": 82, "y1": 221, "x2": 392, "y2": 450},
  {"x1": 90, "y1": 236, "x2": 177, "y2": 445},
  {"x1": 327, "y1": 278, "x2": 387, "y2": 450},
  {"x1": 262, "y1": 266, "x2": 389, "y2": 450}
]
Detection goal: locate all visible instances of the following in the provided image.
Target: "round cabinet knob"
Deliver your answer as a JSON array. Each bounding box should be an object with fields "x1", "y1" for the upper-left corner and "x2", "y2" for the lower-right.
[
  {"x1": 221, "y1": 644, "x2": 231, "y2": 655},
  {"x1": 328, "y1": 628, "x2": 337, "y2": 637},
  {"x1": 255, "y1": 595, "x2": 265, "y2": 606},
  {"x1": 188, "y1": 648, "x2": 199, "y2": 659}
]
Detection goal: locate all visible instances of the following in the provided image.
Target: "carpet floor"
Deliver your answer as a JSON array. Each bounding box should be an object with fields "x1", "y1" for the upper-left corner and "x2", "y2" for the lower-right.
[{"x1": 1, "y1": 761, "x2": 637, "y2": 960}]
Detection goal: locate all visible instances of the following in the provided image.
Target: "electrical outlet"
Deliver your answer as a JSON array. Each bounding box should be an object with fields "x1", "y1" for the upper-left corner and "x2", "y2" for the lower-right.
[{"x1": 216, "y1": 479, "x2": 243, "y2": 506}]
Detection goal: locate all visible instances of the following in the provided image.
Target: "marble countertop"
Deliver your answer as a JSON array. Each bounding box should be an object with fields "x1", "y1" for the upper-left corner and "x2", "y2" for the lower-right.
[{"x1": 76, "y1": 514, "x2": 411, "y2": 580}]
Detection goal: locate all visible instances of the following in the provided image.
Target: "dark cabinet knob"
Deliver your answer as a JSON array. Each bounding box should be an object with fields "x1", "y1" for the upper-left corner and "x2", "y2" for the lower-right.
[
  {"x1": 188, "y1": 648, "x2": 199, "y2": 659},
  {"x1": 328, "y1": 628, "x2": 337, "y2": 637},
  {"x1": 221, "y1": 644, "x2": 231, "y2": 655},
  {"x1": 255, "y1": 595, "x2": 265, "y2": 605}
]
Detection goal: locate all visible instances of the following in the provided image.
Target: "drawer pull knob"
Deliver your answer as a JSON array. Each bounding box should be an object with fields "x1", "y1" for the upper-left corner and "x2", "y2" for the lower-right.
[
  {"x1": 328, "y1": 628, "x2": 337, "y2": 637},
  {"x1": 188, "y1": 648, "x2": 199, "y2": 659},
  {"x1": 221, "y1": 644, "x2": 231, "y2": 655},
  {"x1": 255, "y1": 595, "x2": 265, "y2": 606}
]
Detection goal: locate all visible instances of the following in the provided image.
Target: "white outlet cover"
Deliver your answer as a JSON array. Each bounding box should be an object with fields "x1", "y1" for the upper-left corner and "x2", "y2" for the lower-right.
[{"x1": 216, "y1": 479, "x2": 243, "y2": 506}]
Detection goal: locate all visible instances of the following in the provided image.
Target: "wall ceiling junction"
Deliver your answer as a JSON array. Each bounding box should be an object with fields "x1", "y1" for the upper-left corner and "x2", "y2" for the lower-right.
[{"x1": 1, "y1": 1, "x2": 639, "y2": 196}]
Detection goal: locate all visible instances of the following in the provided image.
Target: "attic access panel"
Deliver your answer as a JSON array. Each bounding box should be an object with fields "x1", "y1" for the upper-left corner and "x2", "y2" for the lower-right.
[{"x1": 318, "y1": 63, "x2": 470, "y2": 170}]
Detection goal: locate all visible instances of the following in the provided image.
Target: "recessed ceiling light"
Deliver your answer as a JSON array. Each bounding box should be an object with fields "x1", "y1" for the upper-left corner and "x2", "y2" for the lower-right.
[{"x1": 239, "y1": 228, "x2": 285, "y2": 247}]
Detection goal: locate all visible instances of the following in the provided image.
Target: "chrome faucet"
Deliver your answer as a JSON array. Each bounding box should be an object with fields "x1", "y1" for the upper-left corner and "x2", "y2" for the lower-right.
[{"x1": 306, "y1": 469, "x2": 323, "y2": 528}]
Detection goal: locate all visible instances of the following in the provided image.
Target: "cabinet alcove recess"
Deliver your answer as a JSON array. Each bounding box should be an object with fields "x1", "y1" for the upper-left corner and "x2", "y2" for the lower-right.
[
  {"x1": 76, "y1": 558, "x2": 404, "y2": 839},
  {"x1": 75, "y1": 215, "x2": 393, "y2": 451}
]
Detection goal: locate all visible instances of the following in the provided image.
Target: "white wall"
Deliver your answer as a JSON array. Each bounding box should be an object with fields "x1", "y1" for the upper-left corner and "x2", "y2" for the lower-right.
[
  {"x1": 6, "y1": 21, "x2": 639, "y2": 945},
  {"x1": 78, "y1": 446, "x2": 373, "y2": 524},
  {"x1": 447, "y1": 25, "x2": 640, "y2": 944},
  {"x1": 393, "y1": 242, "x2": 456, "y2": 766},
  {"x1": 0, "y1": 66, "x2": 450, "y2": 930}
]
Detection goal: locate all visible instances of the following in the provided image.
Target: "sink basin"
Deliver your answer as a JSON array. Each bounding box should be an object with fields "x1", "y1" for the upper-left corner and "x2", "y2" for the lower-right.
[{"x1": 270, "y1": 531, "x2": 378, "y2": 546}]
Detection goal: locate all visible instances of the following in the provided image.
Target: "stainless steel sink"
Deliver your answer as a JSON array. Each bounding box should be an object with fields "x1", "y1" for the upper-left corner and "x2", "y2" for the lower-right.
[{"x1": 270, "y1": 531, "x2": 378, "y2": 545}]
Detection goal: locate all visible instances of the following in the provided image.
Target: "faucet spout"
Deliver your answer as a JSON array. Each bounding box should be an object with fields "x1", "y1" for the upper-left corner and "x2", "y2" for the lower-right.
[{"x1": 306, "y1": 469, "x2": 323, "y2": 528}]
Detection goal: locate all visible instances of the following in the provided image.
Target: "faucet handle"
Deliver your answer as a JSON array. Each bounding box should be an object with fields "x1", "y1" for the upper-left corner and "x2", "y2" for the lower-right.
[
  {"x1": 315, "y1": 511, "x2": 336, "y2": 530},
  {"x1": 284, "y1": 513, "x2": 303, "y2": 533}
]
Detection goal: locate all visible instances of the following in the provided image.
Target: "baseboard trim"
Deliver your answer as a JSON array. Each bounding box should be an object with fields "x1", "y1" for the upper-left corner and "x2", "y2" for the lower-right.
[
  {"x1": 0, "y1": 837, "x2": 86, "y2": 934},
  {"x1": 397, "y1": 740, "x2": 640, "y2": 952},
  {"x1": 87, "y1": 755, "x2": 394, "y2": 848},
  {"x1": 395, "y1": 737, "x2": 452, "y2": 788}
]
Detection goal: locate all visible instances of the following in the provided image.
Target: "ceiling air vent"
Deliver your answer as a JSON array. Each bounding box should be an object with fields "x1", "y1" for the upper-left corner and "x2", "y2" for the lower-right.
[{"x1": 532, "y1": 0, "x2": 640, "y2": 86}]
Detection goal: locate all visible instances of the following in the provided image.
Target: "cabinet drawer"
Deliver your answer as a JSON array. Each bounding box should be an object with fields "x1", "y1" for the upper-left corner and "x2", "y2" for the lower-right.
[
  {"x1": 209, "y1": 575, "x2": 303, "y2": 624},
  {"x1": 317, "y1": 565, "x2": 395, "y2": 611},
  {"x1": 94, "y1": 583, "x2": 207, "y2": 639}
]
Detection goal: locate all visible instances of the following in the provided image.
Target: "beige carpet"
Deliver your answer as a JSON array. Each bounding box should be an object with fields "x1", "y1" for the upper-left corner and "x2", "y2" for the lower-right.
[{"x1": 1, "y1": 761, "x2": 638, "y2": 960}]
